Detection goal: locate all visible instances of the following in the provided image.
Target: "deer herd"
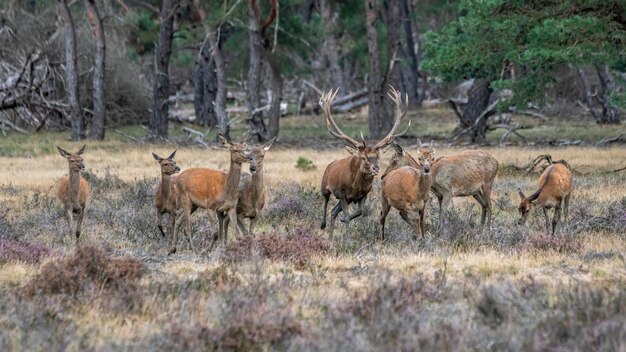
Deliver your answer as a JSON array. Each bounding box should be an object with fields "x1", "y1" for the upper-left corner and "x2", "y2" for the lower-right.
[{"x1": 55, "y1": 87, "x2": 574, "y2": 252}]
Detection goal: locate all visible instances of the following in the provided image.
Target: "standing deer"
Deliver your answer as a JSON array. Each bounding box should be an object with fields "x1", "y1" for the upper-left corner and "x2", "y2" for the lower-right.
[
  {"x1": 518, "y1": 162, "x2": 573, "y2": 235},
  {"x1": 57, "y1": 145, "x2": 90, "y2": 243},
  {"x1": 380, "y1": 141, "x2": 435, "y2": 240},
  {"x1": 171, "y1": 136, "x2": 253, "y2": 254},
  {"x1": 380, "y1": 141, "x2": 420, "y2": 180},
  {"x1": 153, "y1": 150, "x2": 180, "y2": 240},
  {"x1": 228, "y1": 138, "x2": 275, "y2": 236},
  {"x1": 319, "y1": 87, "x2": 408, "y2": 240},
  {"x1": 430, "y1": 149, "x2": 498, "y2": 230}
]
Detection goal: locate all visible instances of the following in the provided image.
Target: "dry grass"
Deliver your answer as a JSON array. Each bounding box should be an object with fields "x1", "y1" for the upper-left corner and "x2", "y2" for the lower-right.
[{"x1": 0, "y1": 136, "x2": 625, "y2": 351}]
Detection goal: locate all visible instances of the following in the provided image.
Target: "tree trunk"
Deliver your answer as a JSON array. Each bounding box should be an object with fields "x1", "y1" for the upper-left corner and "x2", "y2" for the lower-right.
[
  {"x1": 247, "y1": 0, "x2": 268, "y2": 142},
  {"x1": 84, "y1": 0, "x2": 106, "y2": 140},
  {"x1": 384, "y1": 0, "x2": 401, "y2": 90},
  {"x1": 150, "y1": 0, "x2": 179, "y2": 139},
  {"x1": 194, "y1": 38, "x2": 217, "y2": 128},
  {"x1": 57, "y1": 0, "x2": 82, "y2": 141},
  {"x1": 365, "y1": 0, "x2": 392, "y2": 139},
  {"x1": 399, "y1": 0, "x2": 419, "y2": 107},
  {"x1": 207, "y1": 27, "x2": 230, "y2": 139},
  {"x1": 267, "y1": 55, "x2": 282, "y2": 139},
  {"x1": 595, "y1": 64, "x2": 622, "y2": 124},
  {"x1": 457, "y1": 78, "x2": 493, "y2": 144},
  {"x1": 320, "y1": 0, "x2": 344, "y2": 89}
]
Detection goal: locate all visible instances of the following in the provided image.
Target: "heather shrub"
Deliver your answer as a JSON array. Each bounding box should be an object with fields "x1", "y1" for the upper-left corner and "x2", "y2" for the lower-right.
[
  {"x1": 519, "y1": 233, "x2": 583, "y2": 253},
  {"x1": 0, "y1": 239, "x2": 52, "y2": 264}
]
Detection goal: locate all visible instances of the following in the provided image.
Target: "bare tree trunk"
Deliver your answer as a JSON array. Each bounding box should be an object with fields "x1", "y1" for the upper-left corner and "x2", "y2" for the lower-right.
[
  {"x1": 574, "y1": 65, "x2": 601, "y2": 123},
  {"x1": 150, "y1": 0, "x2": 179, "y2": 139},
  {"x1": 399, "y1": 0, "x2": 419, "y2": 107},
  {"x1": 207, "y1": 27, "x2": 230, "y2": 139},
  {"x1": 194, "y1": 38, "x2": 218, "y2": 128},
  {"x1": 84, "y1": 0, "x2": 106, "y2": 140},
  {"x1": 595, "y1": 64, "x2": 622, "y2": 124},
  {"x1": 457, "y1": 78, "x2": 494, "y2": 144},
  {"x1": 267, "y1": 55, "x2": 282, "y2": 139},
  {"x1": 57, "y1": 0, "x2": 82, "y2": 141},
  {"x1": 365, "y1": 0, "x2": 392, "y2": 139},
  {"x1": 320, "y1": 0, "x2": 344, "y2": 89},
  {"x1": 247, "y1": 0, "x2": 268, "y2": 141}
]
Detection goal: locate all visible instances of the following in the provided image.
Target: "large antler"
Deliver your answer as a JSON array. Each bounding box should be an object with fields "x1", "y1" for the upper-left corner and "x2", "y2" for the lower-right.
[
  {"x1": 319, "y1": 88, "x2": 363, "y2": 148},
  {"x1": 373, "y1": 86, "x2": 410, "y2": 149}
]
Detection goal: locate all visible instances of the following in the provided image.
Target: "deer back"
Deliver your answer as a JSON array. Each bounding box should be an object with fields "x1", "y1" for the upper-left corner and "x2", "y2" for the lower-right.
[
  {"x1": 176, "y1": 168, "x2": 229, "y2": 209},
  {"x1": 431, "y1": 150, "x2": 498, "y2": 196},
  {"x1": 382, "y1": 166, "x2": 431, "y2": 210},
  {"x1": 535, "y1": 164, "x2": 573, "y2": 206}
]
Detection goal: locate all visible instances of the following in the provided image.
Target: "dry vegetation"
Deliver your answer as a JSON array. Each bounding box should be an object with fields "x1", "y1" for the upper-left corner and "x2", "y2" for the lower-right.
[{"x1": 0, "y1": 138, "x2": 625, "y2": 351}]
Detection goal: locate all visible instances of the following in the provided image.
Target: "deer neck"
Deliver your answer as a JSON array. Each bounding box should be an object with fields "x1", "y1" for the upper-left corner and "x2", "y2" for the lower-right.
[
  {"x1": 418, "y1": 171, "x2": 431, "y2": 195},
  {"x1": 69, "y1": 167, "x2": 81, "y2": 204},
  {"x1": 353, "y1": 166, "x2": 375, "y2": 190},
  {"x1": 160, "y1": 173, "x2": 172, "y2": 199},
  {"x1": 224, "y1": 159, "x2": 243, "y2": 201},
  {"x1": 251, "y1": 164, "x2": 264, "y2": 202}
]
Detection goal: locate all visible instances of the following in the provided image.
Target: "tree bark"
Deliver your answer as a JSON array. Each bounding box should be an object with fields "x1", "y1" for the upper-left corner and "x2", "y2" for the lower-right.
[
  {"x1": 399, "y1": 0, "x2": 419, "y2": 107},
  {"x1": 194, "y1": 38, "x2": 218, "y2": 128},
  {"x1": 84, "y1": 0, "x2": 106, "y2": 140},
  {"x1": 206, "y1": 27, "x2": 230, "y2": 139},
  {"x1": 457, "y1": 78, "x2": 494, "y2": 144},
  {"x1": 320, "y1": 0, "x2": 344, "y2": 89},
  {"x1": 247, "y1": 0, "x2": 268, "y2": 141},
  {"x1": 150, "y1": 0, "x2": 179, "y2": 139},
  {"x1": 384, "y1": 0, "x2": 401, "y2": 90},
  {"x1": 266, "y1": 55, "x2": 282, "y2": 139},
  {"x1": 595, "y1": 64, "x2": 622, "y2": 124},
  {"x1": 57, "y1": 0, "x2": 83, "y2": 141},
  {"x1": 365, "y1": 0, "x2": 392, "y2": 139}
]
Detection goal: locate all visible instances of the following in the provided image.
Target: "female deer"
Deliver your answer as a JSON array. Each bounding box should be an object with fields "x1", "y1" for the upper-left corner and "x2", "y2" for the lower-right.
[
  {"x1": 153, "y1": 150, "x2": 180, "y2": 240},
  {"x1": 57, "y1": 145, "x2": 90, "y2": 243}
]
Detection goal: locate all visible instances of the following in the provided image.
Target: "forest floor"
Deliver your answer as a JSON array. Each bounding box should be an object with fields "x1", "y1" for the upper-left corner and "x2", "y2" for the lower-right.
[{"x1": 0, "y1": 112, "x2": 625, "y2": 350}]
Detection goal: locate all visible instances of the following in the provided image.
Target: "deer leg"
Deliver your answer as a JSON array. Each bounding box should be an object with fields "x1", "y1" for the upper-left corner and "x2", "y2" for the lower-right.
[
  {"x1": 320, "y1": 193, "x2": 330, "y2": 230},
  {"x1": 551, "y1": 205, "x2": 562, "y2": 236},
  {"x1": 543, "y1": 207, "x2": 550, "y2": 235},
  {"x1": 328, "y1": 202, "x2": 342, "y2": 241},
  {"x1": 483, "y1": 186, "x2": 494, "y2": 230},
  {"x1": 563, "y1": 194, "x2": 571, "y2": 232},
  {"x1": 157, "y1": 211, "x2": 166, "y2": 238},
  {"x1": 75, "y1": 208, "x2": 85, "y2": 242},
  {"x1": 64, "y1": 208, "x2": 73, "y2": 241},
  {"x1": 236, "y1": 215, "x2": 248, "y2": 236},
  {"x1": 399, "y1": 211, "x2": 418, "y2": 240},
  {"x1": 439, "y1": 193, "x2": 452, "y2": 233},
  {"x1": 248, "y1": 217, "x2": 257, "y2": 236},
  {"x1": 226, "y1": 208, "x2": 239, "y2": 242},
  {"x1": 349, "y1": 197, "x2": 367, "y2": 221},
  {"x1": 472, "y1": 193, "x2": 489, "y2": 231},
  {"x1": 168, "y1": 211, "x2": 175, "y2": 244},
  {"x1": 339, "y1": 198, "x2": 351, "y2": 238},
  {"x1": 170, "y1": 199, "x2": 191, "y2": 255},
  {"x1": 419, "y1": 208, "x2": 425, "y2": 240},
  {"x1": 379, "y1": 196, "x2": 391, "y2": 241}
]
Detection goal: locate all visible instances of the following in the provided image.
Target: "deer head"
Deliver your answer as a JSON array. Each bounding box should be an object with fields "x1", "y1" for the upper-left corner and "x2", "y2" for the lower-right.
[
  {"x1": 57, "y1": 145, "x2": 86, "y2": 173},
  {"x1": 219, "y1": 135, "x2": 253, "y2": 166},
  {"x1": 319, "y1": 86, "x2": 409, "y2": 176},
  {"x1": 152, "y1": 150, "x2": 180, "y2": 175},
  {"x1": 247, "y1": 137, "x2": 275, "y2": 173},
  {"x1": 416, "y1": 139, "x2": 436, "y2": 175},
  {"x1": 517, "y1": 190, "x2": 536, "y2": 225}
]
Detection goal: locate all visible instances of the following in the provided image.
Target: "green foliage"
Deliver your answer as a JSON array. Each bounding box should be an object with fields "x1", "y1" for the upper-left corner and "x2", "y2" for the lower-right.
[
  {"x1": 295, "y1": 156, "x2": 316, "y2": 171},
  {"x1": 126, "y1": 10, "x2": 159, "y2": 56},
  {"x1": 422, "y1": 0, "x2": 626, "y2": 108}
]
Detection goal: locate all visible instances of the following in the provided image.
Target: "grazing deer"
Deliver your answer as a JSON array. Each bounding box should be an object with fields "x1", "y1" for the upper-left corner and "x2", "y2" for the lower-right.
[
  {"x1": 57, "y1": 145, "x2": 90, "y2": 243},
  {"x1": 319, "y1": 87, "x2": 408, "y2": 240},
  {"x1": 228, "y1": 138, "x2": 275, "y2": 236},
  {"x1": 171, "y1": 136, "x2": 252, "y2": 254},
  {"x1": 153, "y1": 150, "x2": 180, "y2": 240},
  {"x1": 518, "y1": 162, "x2": 573, "y2": 235},
  {"x1": 380, "y1": 141, "x2": 435, "y2": 240},
  {"x1": 430, "y1": 149, "x2": 498, "y2": 230}
]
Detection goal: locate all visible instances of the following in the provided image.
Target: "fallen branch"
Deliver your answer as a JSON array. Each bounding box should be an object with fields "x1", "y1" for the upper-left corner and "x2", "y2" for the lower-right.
[
  {"x1": 596, "y1": 133, "x2": 625, "y2": 146},
  {"x1": 105, "y1": 127, "x2": 143, "y2": 144}
]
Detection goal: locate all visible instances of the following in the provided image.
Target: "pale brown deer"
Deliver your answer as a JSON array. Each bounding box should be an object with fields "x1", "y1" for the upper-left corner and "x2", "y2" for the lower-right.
[
  {"x1": 171, "y1": 136, "x2": 253, "y2": 254},
  {"x1": 228, "y1": 138, "x2": 275, "y2": 236},
  {"x1": 319, "y1": 87, "x2": 408, "y2": 240},
  {"x1": 380, "y1": 141, "x2": 436, "y2": 240},
  {"x1": 430, "y1": 149, "x2": 498, "y2": 230},
  {"x1": 153, "y1": 150, "x2": 180, "y2": 240},
  {"x1": 380, "y1": 141, "x2": 420, "y2": 180},
  {"x1": 518, "y1": 162, "x2": 573, "y2": 235},
  {"x1": 57, "y1": 145, "x2": 90, "y2": 243}
]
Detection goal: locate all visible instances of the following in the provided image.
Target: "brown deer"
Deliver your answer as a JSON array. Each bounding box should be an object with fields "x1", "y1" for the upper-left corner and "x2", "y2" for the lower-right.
[
  {"x1": 319, "y1": 87, "x2": 408, "y2": 240},
  {"x1": 153, "y1": 150, "x2": 180, "y2": 240},
  {"x1": 227, "y1": 138, "x2": 275, "y2": 236},
  {"x1": 430, "y1": 149, "x2": 498, "y2": 230},
  {"x1": 171, "y1": 136, "x2": 253, "y2": 254},
  {"x1": 518, "y1": 162, "x2": 573, "y2": 235},
  {"x1": 57, "y1": 145, "x2": 90, "y2": 243},
  {"x1": 380, "y1": 141, "x2": 436, "y2": 240},
  {"x1": 380, "y1": 141, "x2": 420, "y2": 180}
]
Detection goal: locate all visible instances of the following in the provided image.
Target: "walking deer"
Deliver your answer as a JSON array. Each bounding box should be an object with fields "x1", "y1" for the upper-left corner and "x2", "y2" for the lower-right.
[
  {"x1": 153, "y1": 150, "x2": 180, "y2": 240},
  {"x1": 171, "y1": 136, "x2": 252, "y2": 254},
  {"x1": 57, "y1": 145, "x2": 90, "y2": 243},
  {"x1": 227, "y1": 138, "x2": 275, "y2": 236},
  {"x1": 380, "y1": 141, "x2": 435, "y2": 240},
  {"x1": 430, "y1": 149, "x2": 498, "y2": 230},
  {"x1": 320, "y1": 87, "x2": 408, "y2": 240},
  {"x1": 518, "y1": 162, "x2": 572, "y2": 235}
]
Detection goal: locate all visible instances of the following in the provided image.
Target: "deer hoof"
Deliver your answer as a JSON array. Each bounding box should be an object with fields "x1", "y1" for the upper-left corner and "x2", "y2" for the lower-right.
[{"x1": 168, "y1": 247, "x2": 177, "y2": 255}]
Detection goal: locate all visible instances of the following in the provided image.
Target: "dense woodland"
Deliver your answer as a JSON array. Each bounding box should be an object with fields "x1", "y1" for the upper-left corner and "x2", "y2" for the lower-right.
[{"x1": 0, "y1": 0, "x2": 624, "y2": 143}]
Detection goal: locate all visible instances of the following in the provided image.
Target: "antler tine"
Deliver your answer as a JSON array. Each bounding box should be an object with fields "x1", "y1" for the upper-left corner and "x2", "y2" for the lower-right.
[
  {"x1": 374, "y1": 86, "x2": 409, "y2": 149},
  {"x1": 319, "y1": 88, "x2": 361, "y2": 148}
]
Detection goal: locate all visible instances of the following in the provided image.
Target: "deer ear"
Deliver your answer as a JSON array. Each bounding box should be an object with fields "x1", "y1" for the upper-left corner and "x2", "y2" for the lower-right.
[
  {"x1": 218, "y1": 134, "x2": 231, "y2": 147},
  {"x1": 152, "y1": 152, "x2": 162, "y2": 161},
  {"x1": 77, "y1": 145, "x2": 86, "y2": 155},
  {"x1": 345, "y1": 145, "x2": 358, "y2": 155},
  {"x1": 392, "y1": 142, "x2": 404, "y2": 156},
  {"x1": 263, "y1": 137, "x2": 276, "y2": 151},
  {"x1": 430, "y1": 140, "x2": 436, "y2": 152},
  {"x1": 417, "y1": 139, "x2": 423, "y2": 147},
  {"x1": 518, "y1": 190, "x2": 525, "y2": 200},
  {"x1": 167, "y1": 150, "x2": 177, "y2": 160},
  {"x1": 57, "y1": 146, "x2": 70, "y2": 158}
]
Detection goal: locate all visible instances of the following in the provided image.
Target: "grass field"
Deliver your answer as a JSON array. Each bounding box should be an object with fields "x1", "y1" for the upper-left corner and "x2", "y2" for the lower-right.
[{"x1": 0, "y1": 114, "x2": 625, "y2": 350}]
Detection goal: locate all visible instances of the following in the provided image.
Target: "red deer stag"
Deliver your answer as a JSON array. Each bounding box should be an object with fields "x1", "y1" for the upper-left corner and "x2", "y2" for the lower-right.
[
  {"x1": 227, "y1": 138, "x2": 275, "y2": 236},
  {"x1": 431, "y1": 149, "x2": 498, "y2": 231},
  {"x1": 153, "y1": 150, "x2": 180, "y2": 240},
  {"x1": 380, "y1": 141, "x2": 436, "y2": 240},
  {"x1": 518, "y1": 162, "x2": 572, "y2": 235},
  {"x1": 320, "y1": 87, "x2": 408, "y2": 240},
  {"x1": 171, "y1": 136, "x2": 253, "y2": 254},
  {"x1": 57, "y1": 145, "x2": 90, "y2": 243}
]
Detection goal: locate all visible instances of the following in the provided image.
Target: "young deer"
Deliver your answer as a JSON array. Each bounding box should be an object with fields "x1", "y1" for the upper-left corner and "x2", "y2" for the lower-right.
[
  {"x1": 228, "y1": 138, "x2": 275, "y2": 236},
  {"x1": 518, "y1": 162, "x2": 573, "y2": 235},
  {"x1": 57, "y1": 145, "x2": 90, "y2": 243},
  {"x1": 380, "y1": 141, "x2": 435, "y2": 240},
  {"x1": 380, "y1": 141, "x2": 420, "y2": 180},
  {"x1": 431, "y1": 149, "x2": 498, "y2": 230},
  {"x1": 171, "y1": 136, "x2": 252, "y2": 254},
  {"x1": 153, "y1": 150, "x2": 180, "y2": 240},
  {"x1": 319, "y1": 87, "x2": 408, "y2": 240}
]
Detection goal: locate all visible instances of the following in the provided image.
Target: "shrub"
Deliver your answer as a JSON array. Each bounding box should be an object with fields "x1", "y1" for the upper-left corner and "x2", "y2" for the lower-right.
[
  {"x1": 295, "y1": 156, "x2": 316, "y2": 171},
  {"x1": 0, "y1": 239, "x2": 52, "y2": 264},
  {"x1": 519, "y1": 233, "x2": 583, "y2": 253}
]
